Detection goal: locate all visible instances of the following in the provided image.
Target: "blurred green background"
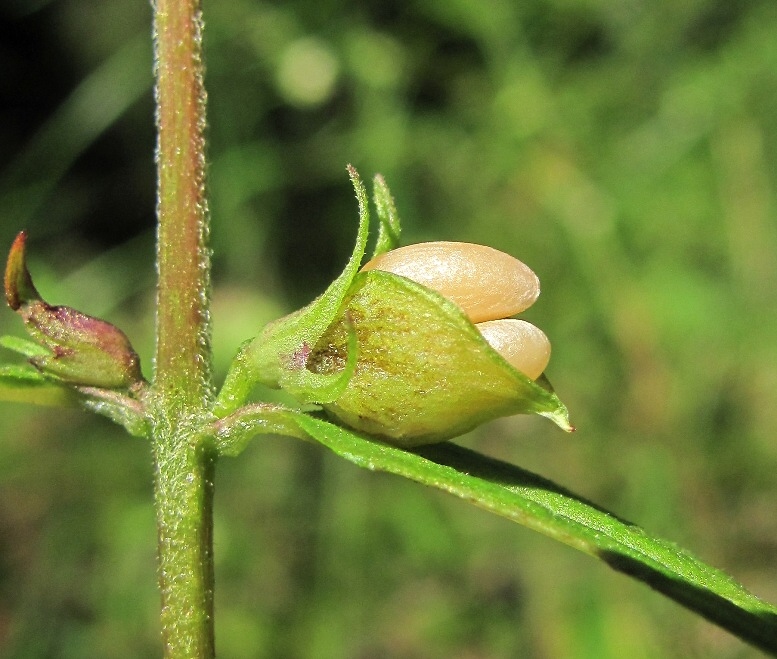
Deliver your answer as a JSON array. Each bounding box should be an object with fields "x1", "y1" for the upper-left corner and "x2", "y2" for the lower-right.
[{"x1": 2, "y1": 0, "x2": 777, "y2": 656}]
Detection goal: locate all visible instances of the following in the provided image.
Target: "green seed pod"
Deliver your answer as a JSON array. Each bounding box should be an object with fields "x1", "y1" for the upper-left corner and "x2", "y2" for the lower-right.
[
  {"x1": 215, "y1": 167, "x2": 571, "y2": 445},
  {"x1": 361, "y1": 241, "x2": 540, "y2": 323},
  {"x1": 307, "y1": 269, "x2": 568, "y2": 446}
]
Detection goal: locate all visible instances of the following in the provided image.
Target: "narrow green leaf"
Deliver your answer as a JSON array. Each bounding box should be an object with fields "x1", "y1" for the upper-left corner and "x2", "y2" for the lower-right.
[
  {"x1": 213, "y1": 399, "x2": 775, "y2": 655},
  {"x1": 209, "y1": 403, "x2": 312, "y2": 456},
  {"x1": 77, "y1": 386, "x2": 150, "y2": 438},
  {"x1": 0, "y1": 363, "x2": 47, "y2": 381},
  {"x1": 0, "y1": 364, "x2": 75, "y2": 406},
  {"x1": 291, "y1": 414, "x2": 777, "y2": 654},
  {"x1": 0, "y1": 335, "x2": 50, "y2": 358}
]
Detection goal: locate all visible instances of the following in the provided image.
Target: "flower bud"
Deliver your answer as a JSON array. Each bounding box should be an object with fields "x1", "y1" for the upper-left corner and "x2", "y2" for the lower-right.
[
  {"x1": 361, "y1": 241, "x2": 540, "y2": 323},
  {"x1": 4, "y1": 232, "x2": 143, "y2": 389}
]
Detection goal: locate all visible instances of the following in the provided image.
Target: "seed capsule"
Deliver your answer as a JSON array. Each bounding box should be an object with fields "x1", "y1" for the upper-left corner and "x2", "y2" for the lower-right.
[
  {"x1": 476, "y1": 319, "x2": 550, "y2": 380},
  {"x1": 307, "y1": 271, "x2": 565, "y2": 445},
  {"x1": 361, "y1": 242, "x2": 540, "y2": 323},
  {"x1": 217, "y1": 168, "x2": 573, "y2": 444}
]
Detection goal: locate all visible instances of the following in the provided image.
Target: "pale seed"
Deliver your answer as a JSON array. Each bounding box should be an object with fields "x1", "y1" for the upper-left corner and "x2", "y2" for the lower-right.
[
  {"x1": 476, "y1": 318, "x2": 551, "y2": 380},
  {"x1": 361, "y1": 242, "x2": 540, "y2": 323}
]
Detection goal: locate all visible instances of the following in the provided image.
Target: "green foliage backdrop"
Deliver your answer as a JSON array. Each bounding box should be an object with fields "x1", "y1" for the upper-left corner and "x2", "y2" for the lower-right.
[{"x1": 1, "y1": 0, "x2": 776, "y2": 656}]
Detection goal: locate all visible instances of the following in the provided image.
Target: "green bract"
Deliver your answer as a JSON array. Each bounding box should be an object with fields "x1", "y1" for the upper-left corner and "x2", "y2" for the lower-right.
[{"x1": 215, "y1": 166, "x2": 571, "y2": 446}]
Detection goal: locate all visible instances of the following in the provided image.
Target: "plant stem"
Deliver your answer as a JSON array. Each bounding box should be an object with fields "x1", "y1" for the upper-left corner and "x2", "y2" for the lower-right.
[
  {"x1": 153, "y1": 430, "x2": 216, "y2": 657},
  {"x1": 153, "y1": 0, "x2": 211, "y2": 401},
  {"x1": 152, "y1": 0, "x2": 215, "y2": 655}
]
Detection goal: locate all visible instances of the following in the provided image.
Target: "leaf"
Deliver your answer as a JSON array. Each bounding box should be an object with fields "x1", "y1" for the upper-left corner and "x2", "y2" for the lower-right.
[
  {"x1": 289, "y1": 414, "x2": 777, "y2": 655},
  {"x1": 210, "y1": 402, "x2": 311, "y2": 457},
  {"x1": 0, "y1": 334, "x2": 50, "y2": 358},
  {"x1": 77, "y1": 386, "x2": 150, "y2": 438},
  {"x1": 209, "y1": 406, "x2": 777, "y2": 653},
  {"x1": 0, "y1": 364, "x2": 75, "y2": 406},
  {"x1": 0, "y1": 364, "x2": 150, "y2": 433}
]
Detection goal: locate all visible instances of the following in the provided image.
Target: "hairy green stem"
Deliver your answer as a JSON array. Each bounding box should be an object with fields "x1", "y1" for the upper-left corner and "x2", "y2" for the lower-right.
[
  {"x1": 151, "y1": 0, "x2": 215, "y2": 655},
  {"x1": 152, "y1": 420, "x2": 216, "y2": 657}
]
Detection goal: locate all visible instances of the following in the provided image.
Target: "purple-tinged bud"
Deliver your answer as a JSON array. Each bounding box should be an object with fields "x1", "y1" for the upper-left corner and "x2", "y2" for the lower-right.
[{"x1": 4, "y1": 232, "x2": 143, "y2": 389}]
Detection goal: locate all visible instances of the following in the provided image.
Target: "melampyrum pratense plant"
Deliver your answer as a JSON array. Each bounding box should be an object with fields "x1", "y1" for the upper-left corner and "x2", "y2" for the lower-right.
[
  {"x1": 2, "y1": 1, "x2": 776, "y2": 657},
  {"x1": 4, "y1": 167, "x2": 777, "y2": 657}
]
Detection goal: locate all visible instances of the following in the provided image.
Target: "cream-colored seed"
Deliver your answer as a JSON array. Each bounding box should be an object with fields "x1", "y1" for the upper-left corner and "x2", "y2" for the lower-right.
[
  {"x1": 476, "y1": 319, "x2": 551, "y2": 380},
  {"x1": 361, "y1": 242, "x2": 540, "y2": 323}
]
